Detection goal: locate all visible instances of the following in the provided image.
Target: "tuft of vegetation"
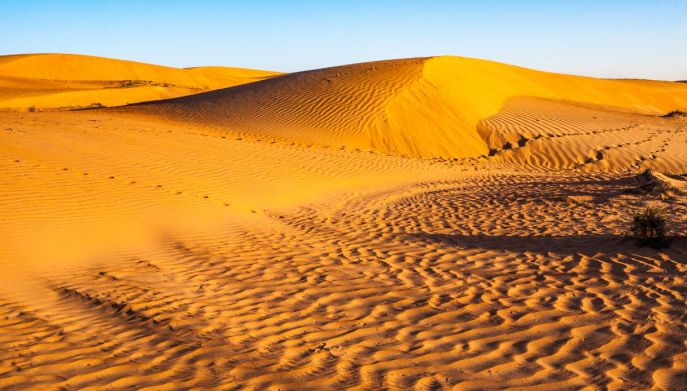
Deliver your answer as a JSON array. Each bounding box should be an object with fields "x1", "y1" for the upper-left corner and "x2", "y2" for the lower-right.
[
  {"x1": 631, "y1": 205, "x2": 669, "y2": 248},
  {"x1": 662, "y1": 110, "x2": 687, "y2": 118},
  {"x1": 116, "y1": 80, "x2": 177, "y2": 89},
  {"x1": 70, "y1": 103, "x2": 105, "y2": 111}
]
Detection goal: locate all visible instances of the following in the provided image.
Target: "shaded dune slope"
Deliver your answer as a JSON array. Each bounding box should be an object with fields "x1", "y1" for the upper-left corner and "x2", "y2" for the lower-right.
[
  {"x1": 133, "y1": 56, "x2": 687, "y2": 159},
  {"x1": 0, "y1": 53, "x2": 280, "y2": 110}
]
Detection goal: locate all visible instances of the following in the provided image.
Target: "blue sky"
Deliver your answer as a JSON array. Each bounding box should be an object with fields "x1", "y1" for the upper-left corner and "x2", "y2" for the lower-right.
[{"x1": 1, "y1": 0, "x2": 685, "y2": 80}]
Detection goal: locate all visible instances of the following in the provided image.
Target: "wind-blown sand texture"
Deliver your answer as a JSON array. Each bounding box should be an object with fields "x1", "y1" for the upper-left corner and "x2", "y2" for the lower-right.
[
  {"x1": 0, "y1": 54, "x2": 280, "y2": 111},
  {"x1": 1, "y1": 55, "x2": 686, "y2": 390}
]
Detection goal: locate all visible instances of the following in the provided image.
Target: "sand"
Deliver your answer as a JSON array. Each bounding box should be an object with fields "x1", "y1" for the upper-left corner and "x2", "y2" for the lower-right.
[
  {"x1": 0, "y1": 53, "x2": 280, "y2": 111},
  {"x1": 131, "y1": 56, "x2": 687, "y2": 159},
  {"x1": 1, "y1": 55, "x2": 686, "y2": 390}
]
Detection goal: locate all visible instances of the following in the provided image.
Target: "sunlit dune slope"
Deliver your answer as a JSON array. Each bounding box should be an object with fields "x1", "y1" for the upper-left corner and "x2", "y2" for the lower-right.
[
  {"x1": 0, "y1": 53, "x2": 280, "y2": 110},
  {"x1": 134, "y1": 56, "x2": 687, "y2": 159}
]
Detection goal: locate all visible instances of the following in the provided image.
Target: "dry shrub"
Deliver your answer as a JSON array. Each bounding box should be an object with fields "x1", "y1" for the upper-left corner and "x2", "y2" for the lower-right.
[{"x1": 631, "y1": 205, "x2": 668, "y2": 248}]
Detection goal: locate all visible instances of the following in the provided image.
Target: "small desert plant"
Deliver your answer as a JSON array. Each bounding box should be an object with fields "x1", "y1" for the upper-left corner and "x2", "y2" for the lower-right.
[{"x1": 631, "y1": 205, "x2": 668, "y2": 248}]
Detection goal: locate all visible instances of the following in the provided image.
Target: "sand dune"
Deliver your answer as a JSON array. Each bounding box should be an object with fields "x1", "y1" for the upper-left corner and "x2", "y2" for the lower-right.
[
  {"x1": 132, "y1": 56, "x2": 687, "y2": 159},
  {"x1": 0, "y1": 53, "x2": 280, "y2": 110},
  {"x1": 478, "y1": 97, "x2": 687, "y2": 172},
  {"x1": 1, "y1": 54, "x2": 687, "y2": 390}
]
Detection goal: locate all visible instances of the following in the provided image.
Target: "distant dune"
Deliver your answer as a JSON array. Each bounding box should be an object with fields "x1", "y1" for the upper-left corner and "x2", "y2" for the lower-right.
[
  {"x1": 0, "y1": 53, "x2": 280, "y2": 110},
  {"x1": 131, "y1": 56, "x2": 687, "y2": 159}
]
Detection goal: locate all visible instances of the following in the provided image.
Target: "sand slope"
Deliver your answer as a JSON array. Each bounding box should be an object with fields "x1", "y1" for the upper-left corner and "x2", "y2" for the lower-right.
[
  {"x1": 134, "y1": 56, "x2": 687, "y2": 159},
  {"x1": 0, "y1": 53, "x2": 280, "y2": 110},
  {"x1": 478, "y1": 97, "x2": 687, "y2": 172}
]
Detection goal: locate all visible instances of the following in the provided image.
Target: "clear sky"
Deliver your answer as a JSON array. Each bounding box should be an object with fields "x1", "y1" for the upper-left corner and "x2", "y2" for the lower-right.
[{"x1": 1, "y1": 0, "x2": 685, "y2": 80}]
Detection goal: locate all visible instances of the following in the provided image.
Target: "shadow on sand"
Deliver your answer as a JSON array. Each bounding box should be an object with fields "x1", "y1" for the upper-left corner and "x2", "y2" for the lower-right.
[{"x1": 406, "y1": 232, "x2": 686, "y2": 259}]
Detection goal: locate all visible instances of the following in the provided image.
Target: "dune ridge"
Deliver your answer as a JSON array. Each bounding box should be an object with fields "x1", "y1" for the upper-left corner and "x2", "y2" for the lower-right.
[
  {"x1": 0, "y1": 53, "x2": 280, "y2": 110},
  {"x1": 133, "y1": 55, "x2": 687, "y2": 159}
]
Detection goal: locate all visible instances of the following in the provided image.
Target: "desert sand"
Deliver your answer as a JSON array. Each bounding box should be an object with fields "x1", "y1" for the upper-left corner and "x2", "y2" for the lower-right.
[
  {"x1": 0, "y1": 54, "x2": 280, "y2": 111},
  {"x1": 1, "y1": 55, "x2": 686, "y2": 390}
]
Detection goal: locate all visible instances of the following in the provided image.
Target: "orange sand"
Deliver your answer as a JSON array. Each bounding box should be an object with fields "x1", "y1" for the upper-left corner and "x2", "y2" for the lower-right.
[
  {"x1": 0, "y1": 53, "x2": 280, "y2": 110},
  {"x1": 132, "y1": 56, "x2": 687, "y2": 159},
  {"x1": 1, "y1": 55, "x2": 686, "y2": 390}
]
